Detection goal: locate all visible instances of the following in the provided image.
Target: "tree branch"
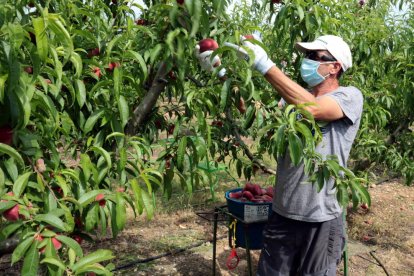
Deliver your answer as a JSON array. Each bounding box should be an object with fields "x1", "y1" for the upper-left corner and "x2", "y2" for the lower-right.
[
  {"x1": 126, "y1": 62, "x2": 169, "y2": 135},
  {"x1": 225, "y1": 109, "x2": 276, "y2": 175}
]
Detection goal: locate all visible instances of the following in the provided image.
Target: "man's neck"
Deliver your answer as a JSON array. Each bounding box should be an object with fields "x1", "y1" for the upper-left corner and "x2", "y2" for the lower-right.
[{"x1": 312, "y1": 78, "x2": 340, "y2": 97}]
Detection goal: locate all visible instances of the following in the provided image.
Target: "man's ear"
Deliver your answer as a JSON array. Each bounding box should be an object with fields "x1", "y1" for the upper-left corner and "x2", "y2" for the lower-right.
[{"x1": 331, "y1": 62, "x2": 342, "y2": 74}]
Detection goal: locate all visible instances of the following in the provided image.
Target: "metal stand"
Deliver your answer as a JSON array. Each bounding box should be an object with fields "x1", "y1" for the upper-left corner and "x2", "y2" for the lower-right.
[
  {"x1": 211, "y1": 205, "x2": 267, "y2": 276},
  {"x1": 199, "y1": 206, "x2": 349, "y2": 275}
]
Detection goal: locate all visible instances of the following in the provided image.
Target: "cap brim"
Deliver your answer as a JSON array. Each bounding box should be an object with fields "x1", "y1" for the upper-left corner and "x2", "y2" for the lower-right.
[{"x1": 295, "y1": 41, "x2": 328, "y2": 53}]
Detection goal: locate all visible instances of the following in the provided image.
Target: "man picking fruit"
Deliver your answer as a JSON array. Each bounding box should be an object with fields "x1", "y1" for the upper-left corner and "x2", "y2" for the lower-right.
[{"x1": 195, "y1": 34, "x2": 363, "y2": 276}]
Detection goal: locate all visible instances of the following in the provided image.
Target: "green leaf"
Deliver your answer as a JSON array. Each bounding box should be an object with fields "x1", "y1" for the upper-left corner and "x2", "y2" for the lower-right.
[
  {"x1": 296, "y1": 5, "x2": 304, "y2": 22},
  {"x1": 85, "y1": 204, "x2": 99, "y2": 232},
  {"x1": 34, "y1": 213, "x2": 67, "y2": 232},
  {"x1": 243, "y1": 105, "x2": 256, "y2": 130},
  {"x1": 71, "y1": 249, "x2": 115, "y2": 273},
  {"x1": 288, "y1": 132, "x2": 303, "y2": 166},
  {"x1": 118, "y1": 95, "x2": 129, "y2": 129},
  {"x1": 0, "y1": 201, "x2": 17, "y2": 212},
  {"x1": 219, "y1": 78, "x2": 231, "y2": 112},
  {"x1": 32, "y1": 17, "x2": 48, "y2": 61},
  {"x1": 90, "y1": 146, "x2": 112, "y2": 172},
  {"x1": 295, "y1": 122, "x2": 314, "y2": 147},
  {"x1": 11, "y1": 236, "x2": 34, "y2": 265},
  {"x1": 0, "y1": 74, "x2": 8, "y2": 103},
  {"x1": 70, "y1": 52, "x2": 83, "y2": 78},
  {"x1": 275, "y1": 124, "x2": 287, "y2": 158},
  {"x1": 48, "y1": 14, "x2": 74, "y2": 63},
  {"x1": 74, "y1": 79, "x2": 86, "y2": 108},
  {"x1": 78, "y1": 190, "x2": 107, "y2": 207},
  {"x1": 40, "y1": 257, "x2": 66, "y2": 270},
  {"x1": 351, "y1": 181, "x2": 371, "y2": 206},
  {"x1": 113, "y1": 66, "x2": 121, "y2": 99},
  {"x1": 1, "y1": 221, "x2": 23, "y2": 239},
  {"x1": 141, "y1": 189, "x2": 154, "y2": 220},
  {"x1": 125, "y1": 50, "x2": 147, "y2": 80},
  {"x1": 130, "y1": 179, "x2": 144, "y2": 215},
  {"x1": 115, "y1": 192, "x2": 126, "y2": 231},
  {"x1": 336, "y1": 183, "x2": 349, "y2": 207},
  {"x1": 83, "y1": 109, "x2": 105, "y2": 134},
  {"x1": 177, "y1": 137, "x2": 187, "y2": 172},
  {"x1": 0, "y1": 143, "x2": 24, "y2": 167},
  {"x1": 55, "y1": 235, "x2": 83, "y2": 257},
  {"x1": 13, "y1": 172, "x2": 32, "y2": 197},
  {"x1": 21, "y1": 240, "x2": 40, "y2": 276}
]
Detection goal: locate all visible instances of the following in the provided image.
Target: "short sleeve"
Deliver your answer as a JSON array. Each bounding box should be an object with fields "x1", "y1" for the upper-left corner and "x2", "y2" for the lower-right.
[{"x1": 328, "y1": 87, "x2": 363, "y2": 124}]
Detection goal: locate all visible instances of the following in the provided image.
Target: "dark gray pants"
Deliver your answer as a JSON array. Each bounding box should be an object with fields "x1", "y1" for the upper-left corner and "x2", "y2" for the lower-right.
[{"x1": 257, "y1": 212, "x2": 345, "y2": 276}]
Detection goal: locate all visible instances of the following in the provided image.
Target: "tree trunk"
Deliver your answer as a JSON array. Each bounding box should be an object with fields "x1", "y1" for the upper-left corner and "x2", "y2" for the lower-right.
[{"x1": 126, "y1": 62, "x2": 168, "y2": 135}]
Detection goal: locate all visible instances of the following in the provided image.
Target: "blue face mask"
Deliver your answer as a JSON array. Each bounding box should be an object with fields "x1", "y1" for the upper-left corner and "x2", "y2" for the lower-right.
[{"x1": 300, "y1": 58, "x2": 331, "y2": 87}]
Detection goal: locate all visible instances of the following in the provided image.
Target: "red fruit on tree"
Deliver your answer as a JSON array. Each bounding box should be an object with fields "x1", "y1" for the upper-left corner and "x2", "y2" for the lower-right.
[
  {"x1": 3, "y1": 204, "x2": 19, "y2": 221},
  {"x1": 92, "y1": 67, "x2": 102, "y2": 78},
  {"x1": 75, "y1": 216, "x2": 83, "y2": 228},
  {"x1": 52, "y1": 237, "x2": 62, "y2": 250},
  {"x1": 361, "y1": 203, "x2": 369, "y2": 210},
  {"x1": 87, "y1": 48, "x2": 100, "y2": 58},
  {"x1": 73, "y1": 235, "x2": 83, "y2": 244},
  {"x1": 154, "y1": 119, "x2": 162, "y2": 129},
  {"x1": 198, "y1": 38, "x2": 219, "y2": 53},
  {"x1": 167, "y1": 124, "x2": 175, "y2": 135},
  {"x1": 177, "y1": 0, "x2": 184, "y2": 5},
  {"x1": 168, "y1": 70, "x2": 176, "y2": 80},
  {"x1": 359, "y1": 0, "x2": 365, "y2": 6},
  {"x1": 29, "y1": 32, "x2": 36, "y2": 44},
  {"x1": 24, "y1": 66, "x2": 33, "y2": 74},
  {"x1": 0, "y1": 125, "x2": 13, "y2": 145},
  {"x1": 107, "y1": 62, "x2": 120, "y2": 72},
  {"x1": 244, "y1": 34, "x2": 255, "y2": 40},
  {"x1": 212, "y1": 120, "x2": 223, "y2": 127},
  {"x1": 135, "y1": 19, "x2": 146, "y2": 25},
  {"x1": 95, "y1": 193, "x2": 106, "y2": 206}
]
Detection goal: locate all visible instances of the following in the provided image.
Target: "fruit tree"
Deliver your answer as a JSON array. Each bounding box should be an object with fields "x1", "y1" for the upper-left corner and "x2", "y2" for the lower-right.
[{"x1": 0, "y1": 0, "x2": 413, "y2": 274}]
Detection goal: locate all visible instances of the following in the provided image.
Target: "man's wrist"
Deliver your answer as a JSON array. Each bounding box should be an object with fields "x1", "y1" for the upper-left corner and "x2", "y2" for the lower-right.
[{"x1": 256, "y1": 59, "x2": 276, "y2": 75}]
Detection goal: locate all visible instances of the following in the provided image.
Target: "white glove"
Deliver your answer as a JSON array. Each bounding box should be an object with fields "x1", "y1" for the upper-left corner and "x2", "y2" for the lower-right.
[
  {"x1": 194, "y1": 45, "x2": 226, "y2": 78},
  {"x1": 224, "y1": 33, "x2": 275, "y2": 75}
]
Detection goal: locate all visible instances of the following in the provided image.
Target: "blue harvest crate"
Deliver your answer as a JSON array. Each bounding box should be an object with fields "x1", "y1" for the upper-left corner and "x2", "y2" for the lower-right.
[{"x1": 225, "y1": 188, "x2": 272, "y2": 249}]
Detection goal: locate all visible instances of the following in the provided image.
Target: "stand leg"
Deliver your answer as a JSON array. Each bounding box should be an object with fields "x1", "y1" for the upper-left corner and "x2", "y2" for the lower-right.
[
  {"x1": 342, "y1": 211, "x2": 348, "y2": 276},
  {"x1": 213, "y1": 208, "x2": 218, "y2": 276},
  {"x1": 243, "y1": 224, "x2": 253, "y2": 276}
]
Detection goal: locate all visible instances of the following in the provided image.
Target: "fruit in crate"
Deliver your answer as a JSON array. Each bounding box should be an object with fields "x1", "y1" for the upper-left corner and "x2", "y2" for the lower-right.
[{"x1": 228, "y1": 183, "x2": 274, "y2": 203}]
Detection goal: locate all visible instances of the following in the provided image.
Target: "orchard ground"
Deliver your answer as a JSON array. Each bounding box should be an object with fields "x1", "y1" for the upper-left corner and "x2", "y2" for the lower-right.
[{"x1": 1, "y1": 179, "x2": 413, "y2": 275}]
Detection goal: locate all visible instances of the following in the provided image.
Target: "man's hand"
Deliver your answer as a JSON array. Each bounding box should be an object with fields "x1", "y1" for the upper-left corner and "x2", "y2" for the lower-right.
[
  {"x1": 194, "y1": 45, "x2": 226, "y2": 78},
  {"x1": 224, "y1": 33, "x2": 275, "y2": 75}
]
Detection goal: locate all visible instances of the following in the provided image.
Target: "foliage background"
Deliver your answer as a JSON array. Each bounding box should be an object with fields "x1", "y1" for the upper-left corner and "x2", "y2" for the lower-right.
[{"x1": 0, "y1": 0, "x2": 413, "y2": 274}]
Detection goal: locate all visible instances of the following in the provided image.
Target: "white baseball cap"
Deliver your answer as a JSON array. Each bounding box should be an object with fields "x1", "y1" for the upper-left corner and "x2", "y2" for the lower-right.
[{"x1": 295, "y1": 35, "x2": 352, "y2": 72}]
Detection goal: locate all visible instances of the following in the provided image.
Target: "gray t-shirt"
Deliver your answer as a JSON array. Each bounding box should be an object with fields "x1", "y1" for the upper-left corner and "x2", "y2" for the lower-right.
[{"x1": 273, "y1": 86, "x2": 363, "y2": 222}]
